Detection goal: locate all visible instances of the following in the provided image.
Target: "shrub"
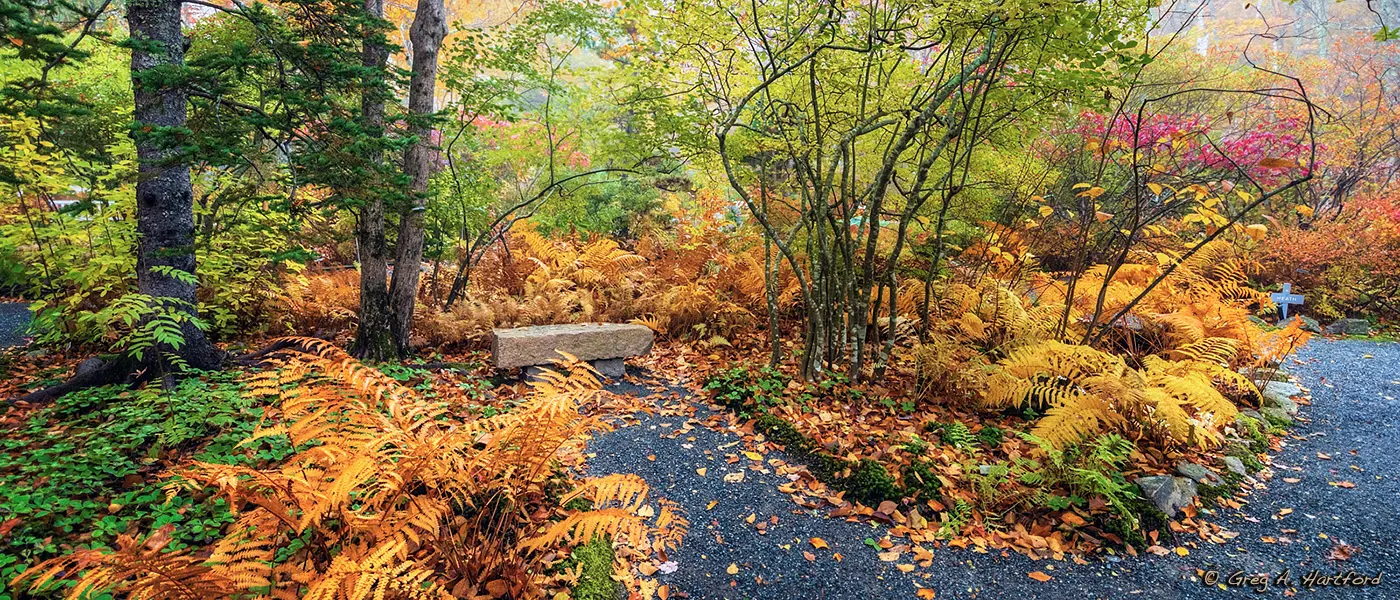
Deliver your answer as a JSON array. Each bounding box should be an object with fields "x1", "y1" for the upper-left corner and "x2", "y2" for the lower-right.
[{"x1": 18, "y1": 339, "x2": 686, "y2": 599}]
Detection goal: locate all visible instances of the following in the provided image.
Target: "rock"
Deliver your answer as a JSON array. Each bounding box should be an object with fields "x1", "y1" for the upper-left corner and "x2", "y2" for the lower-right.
[
  {"x1": 1239, "y1": 408, "x2": 1264, "y2": 422},
  {"x1": 1176, "y1": 460, "x2": 1225, "y2": 487},
  {"x1": 1247, "y1": 315, "x2": 1270, "y2": 328},
  {"x1": 1261, "y1": 382, "x2": 1302, "y2": 415},
  {"x1": 590, "y1": 357, "x2": 626, "y2": 379},
  {"x1": 1222, "y1": 456, "x2": 1248, "y2": 477},
  {"x1": 1135, "y1": 475, "x2": 1198, "y2": 518},
  {"x1": 1299, "y1": 315, "x2": 1322, "y2": 333},
  {"x1": 1261, "y1": 406, "x2": 1293, "y2": 425},
  {"x1": 491, "y1": 323, "x2": 653, "y2": 370},
  {"x1": 1324, "y1": 318, "x2": 1371, "y2": 336}
]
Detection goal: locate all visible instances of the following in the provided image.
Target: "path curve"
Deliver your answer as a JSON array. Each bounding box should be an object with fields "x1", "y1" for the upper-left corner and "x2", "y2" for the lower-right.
[{"x1": 587, "y1": 340, "x2": 1399, "y2": 599}]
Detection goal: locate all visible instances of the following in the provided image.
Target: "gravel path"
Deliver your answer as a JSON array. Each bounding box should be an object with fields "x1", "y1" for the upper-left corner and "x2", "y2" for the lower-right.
[
  {"x1": 588, "y1": 340, "x2": 1400, "y2": 599},
  {"x1": 0, "y1": 302, "x2": 30, "y2": 349}
]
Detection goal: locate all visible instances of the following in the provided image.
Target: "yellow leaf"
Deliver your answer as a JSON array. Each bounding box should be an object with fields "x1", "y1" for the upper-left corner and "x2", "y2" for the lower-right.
[
  {"x1": 1246, "y1": 223, "x2": 1268, "y2": 240},
  {"x1": 1038, "y1": 205, "x2": 1054, "y2": 217},
  {"x1": 897, "y1": 564, "x2": 916, "y2": 573},
  {"x1": 810, "y1": 537, "x2": 829, "y2": 549},
  {"x1": 1295, "y1": 204, "x2": 1315, "y2": 218},
  {"x1": 726, "y1": 563, "x2": 739, "y2": 575},
  {"x1": 1146, "y1": 182, "x2": 1163, "y2": 196},
  {"x1": 696, "y1": 467, "x2": 707, "y2": 477},
  {"x1": 1175, "y1": 547, "x2": 1189, "y2": 556},
  {"x1": 743, "y1": 451, "x2": 763, "y2": 461},
  {"x1": 1071, "y1": 182, "x2": 1092, "y2": 190},
  {"x1": 706, "y1": 500, "x2": 718, "y2": 510}
]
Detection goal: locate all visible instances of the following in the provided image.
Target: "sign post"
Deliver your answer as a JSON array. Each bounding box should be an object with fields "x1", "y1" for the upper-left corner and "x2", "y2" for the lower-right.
[{"x1": 1270, "y1": 283, "x2": 1305, "y2": 322}]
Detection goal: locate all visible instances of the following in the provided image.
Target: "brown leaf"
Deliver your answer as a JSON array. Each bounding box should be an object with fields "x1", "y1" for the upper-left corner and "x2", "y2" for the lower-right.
[
  {"x1": 917, "y1": 588, "x2": 937, "y2": 599},
  {"x1": 897, "y1": 564, "x2": 916, "y2": 573},
  {"x1": 810, "y1": 537, "x2": 829, "y2": 549},
  {"x1": 1027, "y1": 571, "x2": 1053, "y2": 582},
  {"x1": 803, "y1": 551, "x2": 816, "y2": 562}
]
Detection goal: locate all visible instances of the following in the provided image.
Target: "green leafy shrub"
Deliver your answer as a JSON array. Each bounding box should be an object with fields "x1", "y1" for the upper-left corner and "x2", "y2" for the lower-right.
[{"x1": 0, "y1": 373, "x2": 279, "y2": 599}]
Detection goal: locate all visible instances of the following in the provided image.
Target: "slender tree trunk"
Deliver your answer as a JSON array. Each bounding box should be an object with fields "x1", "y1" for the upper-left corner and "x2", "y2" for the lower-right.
[
  {"x1": 127, "y1": 0, "x2": 221, "y2": 370},
  {"x1": 351, "y1": 0, "x2": 395, "y2": 361},
  {"x1": 387, "y1": 0, "x2": 447, "y2": 356}
]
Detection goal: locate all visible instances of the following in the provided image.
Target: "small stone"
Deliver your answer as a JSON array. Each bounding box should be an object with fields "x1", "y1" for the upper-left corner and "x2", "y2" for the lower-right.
[
  {"x1": 1176, "y1": 460, "x2": 1225, "y2": 487},
  {"x1": 1324, "y1": 318, "x2": 1370, "y2": 336},
  {"x1": 590, "y1": 357, "x2": 626, "y2": 379},
  {"x1": 1261, "y1": 382, "x2": 1302, "y2": 415},
  {"x1": 1222, "y1": 456, "x2": 1248, "y2": 477},
  {"x1": 1135, "y1": 475, "x2": 1198, "y2": 518}
]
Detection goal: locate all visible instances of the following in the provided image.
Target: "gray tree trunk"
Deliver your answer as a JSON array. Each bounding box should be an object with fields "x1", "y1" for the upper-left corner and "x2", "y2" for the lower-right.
[
  {"x1": 351, "y1": 0, "x2": 396, "y2": 361},
  {"x1": 388, "y1": 0, "x2": 448, "y2": 356},
  {"x1": 127, "y1": 0, "x2": 221, "y2": 370}
]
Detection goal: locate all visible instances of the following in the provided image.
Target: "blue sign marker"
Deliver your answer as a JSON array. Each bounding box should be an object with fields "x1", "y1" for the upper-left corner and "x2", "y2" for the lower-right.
[{"x1": 1269, "y1": 283, "x2": 1305, "y2": 322}]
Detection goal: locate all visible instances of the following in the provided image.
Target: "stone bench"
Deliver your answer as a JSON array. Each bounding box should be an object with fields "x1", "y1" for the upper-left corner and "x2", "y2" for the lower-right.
[{"x1": 491, "y1": 323, "x2": 654, "y2": 379}]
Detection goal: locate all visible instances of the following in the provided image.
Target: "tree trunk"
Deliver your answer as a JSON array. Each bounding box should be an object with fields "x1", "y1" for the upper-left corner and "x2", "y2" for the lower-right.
[
  {"x1": 127, "y1": 0, "x2": 221, "y2": 371},
  {"x1": 387, "y1": 0, "x2": 447, "y2": 355},
  {"x1": 351, "y1": 0, "x2": 396, "y2": 361}
]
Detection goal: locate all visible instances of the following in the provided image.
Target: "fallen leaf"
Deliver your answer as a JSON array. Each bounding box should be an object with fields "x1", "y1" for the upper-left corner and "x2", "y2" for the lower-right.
[
  {"x1": 1278, "y1": 508, "x2": 1294, "y2": 516},
  {"x1": 726, "y1": 563, "x2": 739, "y2": 575},
  {"x1": 1328, "y1": 541, "x2": 1358, "y2": 561},
  {"x1": 1329, "y1": 480, "x2": 1356, "y2": 488},
  {"x1": 724, "y1": 471, "x2": 745, "y2": 483},
  {"x1": 810, "y1": 537, "x2": 829, "y2": 550},
  {"x1": 1175, "y1": 547, "x2": 1189, "y2": 557},
  {"x1": 917, "y1": 589, "x2": 937, "y2": 599},
  {"x1": 1316, "y1": 452, "x2": 1332, "y2": 460},
  {"x1": 658, "y1": 584, "x2": 670, "y2": 600},
  {"x1": 1061, "y1": 512, "x2": 1088, "y2": 527},
  {"x1": 803, "y1": 551, "x2": 816, "y2": 562},
  {"x1": 696, "y1": 467, "x2": 707, "y2": 477},
  {"x1": 1028, "y1": 571, "x2": 1053, "y2": 582},
  {"x1": 744, "y1": 451, "x2": 763, "y2": 461},
  {"x1": 707, "y1": 500, "x2": 718, "y2": 510},
  {"x1": 897, "y1": 564, "x2": 916, "y2": 573},
  {"x1": 1283, "y1": 477, "x2": 1301, "y2": 483},
  {"x1": 878, "y1": 551, "x2": 900, "y2": 562},
  {"x1": 647, "y1": 454, "x2": 656, "y2": 461},
  {"x1": 833, "y1": 552, "x2": 843, "y2": 562},
  {"x1": 638, "y1": 563, "x2": 659, "y2": 576}
]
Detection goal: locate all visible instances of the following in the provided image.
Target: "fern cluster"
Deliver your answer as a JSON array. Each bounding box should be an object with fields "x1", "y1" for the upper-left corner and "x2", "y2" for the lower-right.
[{"x1": 18, "y1": 338, "x2": 686, "y2": 600}]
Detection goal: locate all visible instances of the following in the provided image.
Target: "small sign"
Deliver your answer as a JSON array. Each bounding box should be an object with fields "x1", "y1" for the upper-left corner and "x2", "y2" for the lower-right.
[{"x1": 1270, "y1": 283, "x2": 1305, "y2": 321}]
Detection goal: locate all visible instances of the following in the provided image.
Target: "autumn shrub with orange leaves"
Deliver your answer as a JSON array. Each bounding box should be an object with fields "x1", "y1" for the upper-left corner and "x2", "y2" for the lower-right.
[
  {"x1": 1254, "y1": 193, "x2": 1400, "y2": 323},
  {"x1": 17, "y1": 339, "x2": 686, "y2": 600},
  {"x1": 409, "y1": 193, "x2": 779, "y2": 348}
]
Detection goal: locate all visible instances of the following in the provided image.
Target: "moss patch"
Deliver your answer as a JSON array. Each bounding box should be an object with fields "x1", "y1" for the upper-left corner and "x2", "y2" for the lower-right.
[
  {"x1": 570, "y1": 536, "x2": 620, "y2": 600},
  {"x1": 754, "y1": 414, "x2": 904, "y2": 505}
]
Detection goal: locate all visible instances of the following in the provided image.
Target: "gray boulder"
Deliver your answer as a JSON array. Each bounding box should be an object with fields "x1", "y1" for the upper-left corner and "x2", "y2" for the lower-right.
[
  {"x1": 1298, "y1": 315, "x2": 1322, "y2": 333},
  {"x1": 1135, "y1": 475, "x2": 1198, "y2": 518},
  {"x1": 492, "y1": 323, "x2": 653, "y2": 378},
  {"x1": 1222, "y1": 456, "x2": 1248, "y2": 477},
  {"x1": 1176, "y1": 460, "x2": 1225, "y2": 487},
  {"x1": 1325, "y1": 318, "x2": 1371, "y2": 336},
  {"x1": 1261, "y1": 382, "x2": 1302, "y2": 415}
]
